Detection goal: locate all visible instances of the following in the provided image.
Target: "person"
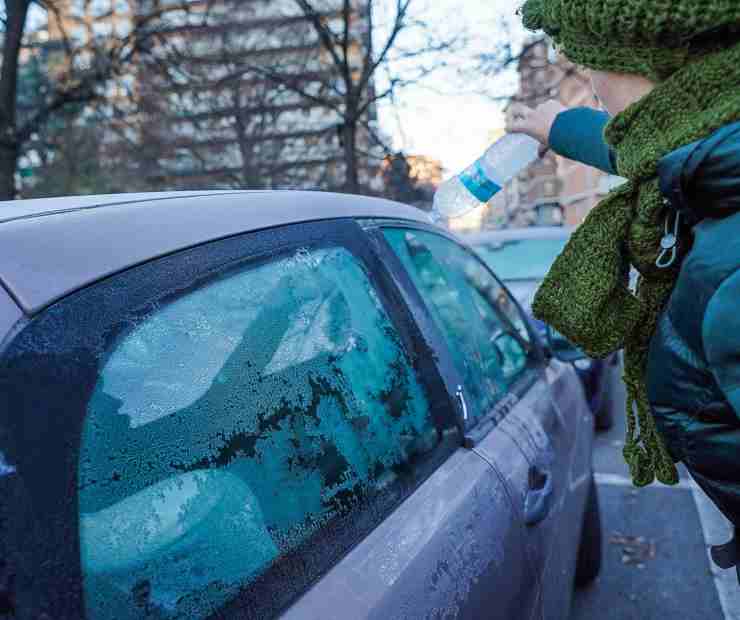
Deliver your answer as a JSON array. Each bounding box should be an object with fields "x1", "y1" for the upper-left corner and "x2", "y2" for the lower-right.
[{"x1": 510, "y1": 0, "x2": 740, "y2": 578}]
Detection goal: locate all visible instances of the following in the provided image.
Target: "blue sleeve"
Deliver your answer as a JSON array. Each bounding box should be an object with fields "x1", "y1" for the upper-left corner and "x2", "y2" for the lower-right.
[
  {"x1": 702, "y1": 269, "x2": 740, "y2": 422},
  {"x1": 548, "y1": 107, "x2": 618, "y2": 175}
]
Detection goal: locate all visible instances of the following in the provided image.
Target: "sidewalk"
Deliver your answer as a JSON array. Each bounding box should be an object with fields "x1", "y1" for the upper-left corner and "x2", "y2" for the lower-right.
[{"x1": 570, "y1": 382, "x2": 739, "y2": 620}]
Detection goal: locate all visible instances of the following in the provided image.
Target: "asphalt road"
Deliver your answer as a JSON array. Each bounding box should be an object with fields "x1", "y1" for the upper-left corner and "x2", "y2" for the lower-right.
[{"x1": 570, "y1": 375, "x2": 740, "y2": 620}]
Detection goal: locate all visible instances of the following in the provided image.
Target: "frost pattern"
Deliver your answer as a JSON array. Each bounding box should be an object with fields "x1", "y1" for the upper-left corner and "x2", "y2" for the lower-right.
[
  {"x1": 78, "y1": 247, "x2": 436, "y2": 619},
  {"x1": 384, "y1": 229, "x2": 529, "y2": 424}
]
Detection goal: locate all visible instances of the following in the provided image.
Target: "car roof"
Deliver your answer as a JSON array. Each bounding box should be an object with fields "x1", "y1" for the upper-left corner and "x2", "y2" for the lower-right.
[
  {"x1": 0, "y1": 190, "x2": 432, "y2": 316},
  {"x1": 0, "y1": 191, "x2": 243, "y2": 224},
  {"x1": 463, "y1": 226, "x2": 574, "y2": 245}
]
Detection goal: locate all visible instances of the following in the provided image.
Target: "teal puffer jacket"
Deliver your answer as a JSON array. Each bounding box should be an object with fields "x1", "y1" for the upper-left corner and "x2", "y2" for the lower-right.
[{"x1": 550, "y1": 109, "x2": 740, "y2": 524}]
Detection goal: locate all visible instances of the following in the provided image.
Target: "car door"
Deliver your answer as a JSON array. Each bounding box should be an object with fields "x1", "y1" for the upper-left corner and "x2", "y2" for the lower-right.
[
  {"x1": 283, "y1": 222, "x2": 536, "y2": 620},
  {"x1": 538, "y1": 356, "x2": 595, "y2": 619},
  {"x1": 375, "y1": 223, "x2": 586, "y2": 619},
  {"x1": 0, "y1": 218, "x2": 528, "y2": 620},
  {"x1": 483, "y1": 356, "x2": 592, "y2": 620},
  {"x1": 463, "y1": 245, "x2": 594, "y2": 618}
]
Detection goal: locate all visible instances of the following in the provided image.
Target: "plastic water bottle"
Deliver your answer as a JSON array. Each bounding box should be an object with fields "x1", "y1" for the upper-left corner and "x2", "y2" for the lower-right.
[{"x1": 433, "y1": 133, "x2": 542, "y2": 220}]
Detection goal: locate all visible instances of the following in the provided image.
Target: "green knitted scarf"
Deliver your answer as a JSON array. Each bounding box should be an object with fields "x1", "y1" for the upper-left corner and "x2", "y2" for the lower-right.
[{"x1": 531, "y1": 40, "x2": 740, "y2": 487}]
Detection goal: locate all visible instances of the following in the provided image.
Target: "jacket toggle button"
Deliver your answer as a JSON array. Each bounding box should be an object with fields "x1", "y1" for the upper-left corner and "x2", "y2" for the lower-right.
[
  {"x1": 656, "y1": 211, "x2": 682, "y2": 269},
  {"x1": 661, "y1": 234, "x2": 677, "y2": 249}
]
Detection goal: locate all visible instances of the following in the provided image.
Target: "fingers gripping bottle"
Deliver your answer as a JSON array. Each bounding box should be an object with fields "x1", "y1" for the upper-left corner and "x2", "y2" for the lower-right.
[{"x1": 433, "y1": 133, "x2": 542, "y2": 220}]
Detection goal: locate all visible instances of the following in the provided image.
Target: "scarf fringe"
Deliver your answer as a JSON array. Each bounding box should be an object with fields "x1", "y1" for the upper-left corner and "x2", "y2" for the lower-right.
[{"x1": 623, "y1": 345, "x2": 679, "y2": 487}]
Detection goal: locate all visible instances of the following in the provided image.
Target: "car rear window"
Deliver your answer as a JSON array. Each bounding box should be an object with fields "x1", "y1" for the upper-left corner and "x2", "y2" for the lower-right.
[{"x1": 77, "y1": 246, "x2": 441, "y2": 619}]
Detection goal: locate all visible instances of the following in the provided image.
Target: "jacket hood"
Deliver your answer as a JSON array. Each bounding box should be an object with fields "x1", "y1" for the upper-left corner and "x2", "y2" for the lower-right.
[{"x1": 658, "y1": 121, "x2": 740, "y2": 225}]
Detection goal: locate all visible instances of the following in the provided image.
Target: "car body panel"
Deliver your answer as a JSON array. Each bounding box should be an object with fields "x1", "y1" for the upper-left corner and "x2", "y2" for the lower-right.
[
  {"x1": 282, "y1": 445, "x2": 535, "y2": 620},
  {"x1": 542, "y1": 359, "x2": 594, "y2": 619},
  {"x1": 0, "y1": 286, "x2": 21, "y2": 347},
  {"x1": 577, "y1": 357, "x2": 612, "y2": 413},
  {"x1": 0, "y1": 194, "x2": 595, "y2": 620},
  {"x1": 473, "y1": 360, "x2": 593, "y2": 620},
  {"x1": 0, "y1": 190, "x2": 245, "y2": 224},
  {"x1": 0, "y1": 191, "x2": 431, "y2": 315}
]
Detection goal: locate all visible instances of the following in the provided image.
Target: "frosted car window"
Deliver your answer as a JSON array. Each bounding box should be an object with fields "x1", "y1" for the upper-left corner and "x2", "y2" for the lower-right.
[
  {"x1": 384, "y1": 229, "x2": 531, "y2": 425},
  {"x1": 78, "y1": 246, "x2": 437, "y2": 619},
  {"x1": 94, "y1": 261, "x2": 278, "y2": 428}
]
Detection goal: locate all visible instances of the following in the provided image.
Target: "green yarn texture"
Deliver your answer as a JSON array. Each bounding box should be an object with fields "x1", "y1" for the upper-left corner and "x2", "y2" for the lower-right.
[
  {"x1": 529, "y1": 39, "x2": 740, "y2": 487},
  {"x1": 518, "y1": 0, "x2": 740, "y2": 81}
]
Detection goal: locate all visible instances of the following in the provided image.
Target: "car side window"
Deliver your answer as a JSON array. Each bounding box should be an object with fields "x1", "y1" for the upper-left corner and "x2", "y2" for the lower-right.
[
  {"x1": 383, "y1": 228, "x2": 532, "y2": 426},
  {"x1": 77, "y1": 246, "x2": 441, "y2": 619}
]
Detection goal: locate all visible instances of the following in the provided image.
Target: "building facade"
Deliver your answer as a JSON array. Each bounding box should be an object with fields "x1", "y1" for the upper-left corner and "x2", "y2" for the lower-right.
[
  {"x1": 497, "y1": 36, "x2": 625, "y2": 228},
  {"x1": 34, "y1": 0, "x2": 384, "y2": 193}
]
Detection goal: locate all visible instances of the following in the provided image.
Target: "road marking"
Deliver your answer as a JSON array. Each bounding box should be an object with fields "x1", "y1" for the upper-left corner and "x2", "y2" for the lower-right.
[
  {"x1": 594, "y1": 472, "x2": 693, "y2": 490},
  {"x1": 689, "y1": 477, "x2": 740, "y2": 620}
]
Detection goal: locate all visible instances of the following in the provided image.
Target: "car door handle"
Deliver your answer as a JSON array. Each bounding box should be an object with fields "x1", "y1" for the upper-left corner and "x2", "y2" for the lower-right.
[{"x1": 524, "y1": 465, "x2": 553, "y2": 526}]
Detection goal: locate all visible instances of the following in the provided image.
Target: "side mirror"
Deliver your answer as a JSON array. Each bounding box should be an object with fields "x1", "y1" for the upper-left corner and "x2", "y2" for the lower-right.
[{"x1": 545, "y1": 325, "x2": 589, "y2": 363}]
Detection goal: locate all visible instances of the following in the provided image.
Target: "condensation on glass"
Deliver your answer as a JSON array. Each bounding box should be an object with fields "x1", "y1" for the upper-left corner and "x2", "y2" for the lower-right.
[{"x1": 77, "y1": 246, "x2": 438, "y2": 619}]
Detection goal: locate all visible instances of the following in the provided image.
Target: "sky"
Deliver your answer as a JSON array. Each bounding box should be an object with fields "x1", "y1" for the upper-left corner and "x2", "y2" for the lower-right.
[{"x1": 376, "y1": 0, "x2": 529, "y2": 177}]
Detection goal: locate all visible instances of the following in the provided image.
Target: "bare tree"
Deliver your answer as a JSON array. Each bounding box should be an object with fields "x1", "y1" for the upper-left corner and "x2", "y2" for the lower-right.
[
  {"x1": 124, "y1": 0, "x2": 462, "y2": 195},
  {"x1": 194, "y1": 0, "x2": 465, "y2": 194},
  {"x1": 130, "y1": 5, "x2": 329, "y2": 191},
  {"x1": 0, "y1": 0, "x2": 203, "y2": 200},
  {"x1": 382, "y1": 151, "x2": 436, "y2": 207},
  {"x1": 3, "y1": 0, "x2": 463, "y2": 199},
  {"x1": 20, "y1": 107, "x2": 115, "y2": 197},
  {"x1": 475, "y1": 27, "x2": 591, "y2": 107}
]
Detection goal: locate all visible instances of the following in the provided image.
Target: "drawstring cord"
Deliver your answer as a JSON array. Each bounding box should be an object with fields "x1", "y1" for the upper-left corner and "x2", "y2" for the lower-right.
[{"x1": 656, "y1": 207, "x2": 682, "y2": 269}]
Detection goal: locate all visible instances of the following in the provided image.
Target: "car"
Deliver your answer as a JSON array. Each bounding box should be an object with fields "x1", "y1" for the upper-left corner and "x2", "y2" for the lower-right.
[
  {"x1": 0, "y1": 191, "x2": 600, "y2": 620},
  {"x1": 467, "y1": 226, "x2": 621, "y2": 432}
]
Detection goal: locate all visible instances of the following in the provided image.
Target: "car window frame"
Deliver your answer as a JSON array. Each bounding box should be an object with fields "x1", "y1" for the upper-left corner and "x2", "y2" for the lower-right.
[
  {"x1": 363, "y1": 220, "x2": 547, "y2": 442},
  {"x1": 0, "y1": 218, "x2": 462, "y2": 620}
]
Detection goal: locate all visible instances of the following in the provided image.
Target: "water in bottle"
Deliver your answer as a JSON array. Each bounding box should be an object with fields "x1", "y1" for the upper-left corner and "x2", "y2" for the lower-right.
[{"x1": 432, "y1": 132, "x2": 542, "y2": 221}]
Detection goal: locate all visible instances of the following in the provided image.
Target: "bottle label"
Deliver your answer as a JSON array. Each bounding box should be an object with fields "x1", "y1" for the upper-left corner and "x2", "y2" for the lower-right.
[{"x1": 459, "y1": 160, "x2": 502, "y2": 203}]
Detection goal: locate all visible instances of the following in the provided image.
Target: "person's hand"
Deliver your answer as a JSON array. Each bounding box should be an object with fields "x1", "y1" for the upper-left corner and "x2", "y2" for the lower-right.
[{"x1": 506, "y1": 100, "x2": 568, "y2": 156}]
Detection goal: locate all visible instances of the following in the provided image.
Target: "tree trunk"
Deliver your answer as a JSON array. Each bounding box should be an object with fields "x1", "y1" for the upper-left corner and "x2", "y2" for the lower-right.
[
  {"x1": 0, "y1": 0, "x2": 31, "y2": 200},
  {"x1": 341, "y1": 121, "x2": 360, "y2": 194},
  {"x1": 234, "y1": 110, "x2": 262, "y2": 190},
  {"x1": 0, "y1": 143, "x2": 19, "y2": 200}
]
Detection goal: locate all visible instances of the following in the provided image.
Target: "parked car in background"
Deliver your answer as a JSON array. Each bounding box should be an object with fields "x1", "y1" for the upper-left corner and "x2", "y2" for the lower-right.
[
  {"x1": 0, "y1": 192, "x2": 600, "y2": 620},
  {"x1": 466, "y1": 226, "x2": 621, "y2": 431}
]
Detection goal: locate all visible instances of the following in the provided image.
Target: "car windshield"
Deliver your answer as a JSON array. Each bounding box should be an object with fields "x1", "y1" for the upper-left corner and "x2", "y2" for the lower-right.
[
  {"x1": 474, "y1": 237, "x2": 568, "y2": 282},
  {"x1": 504, "y1": 280, "x2": 540, "y2": 311},
  {"x1": 474, "y1": 237, "x2": 569, "y2": 311}
]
